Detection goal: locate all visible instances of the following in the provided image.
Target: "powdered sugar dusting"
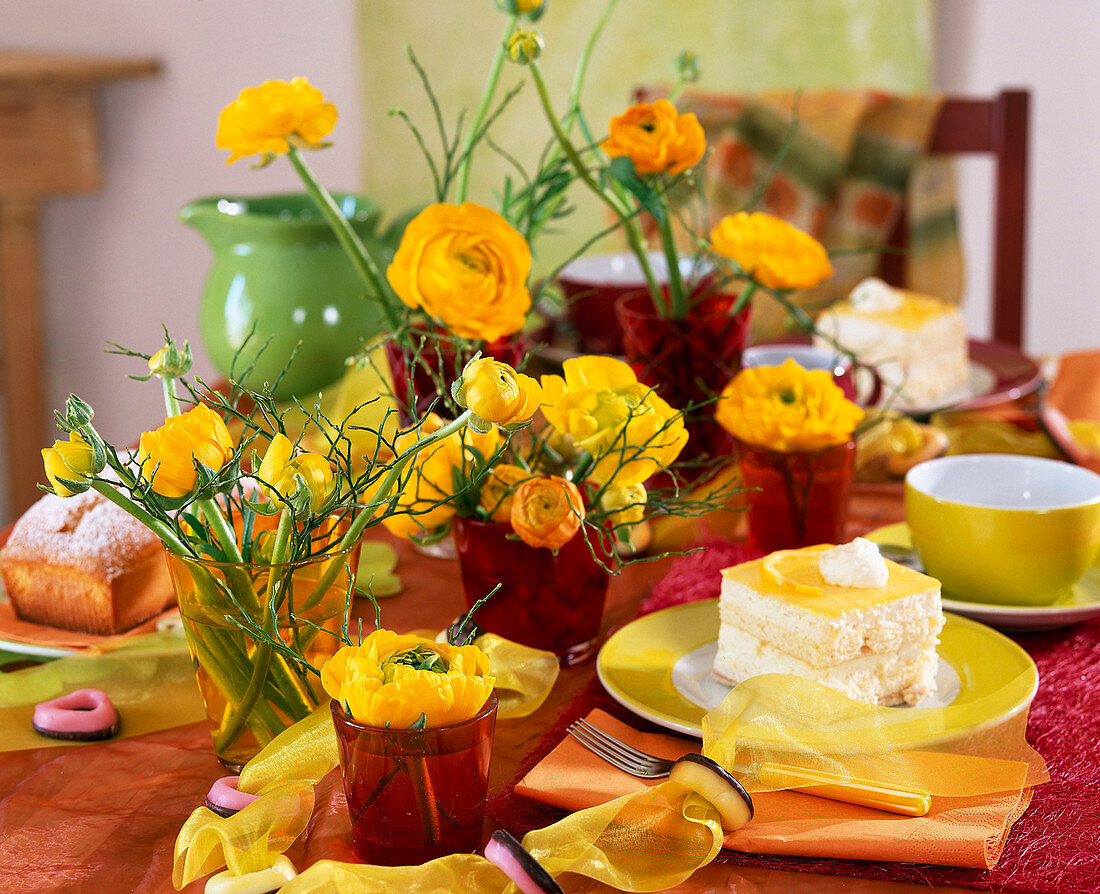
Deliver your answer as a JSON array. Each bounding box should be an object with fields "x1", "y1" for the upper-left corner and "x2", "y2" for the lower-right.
[{"x1": 1, "y1": 491, "x2": 160, "y2": 579}]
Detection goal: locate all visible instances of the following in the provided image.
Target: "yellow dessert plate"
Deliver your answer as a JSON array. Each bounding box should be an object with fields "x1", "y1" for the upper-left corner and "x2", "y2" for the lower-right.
[
  {"x1": 597, "y1": 599, "x2": 1037, "y2": 742},
  {"x1": 868, "y1": 522, "x2": 1100, "y2": 631}
]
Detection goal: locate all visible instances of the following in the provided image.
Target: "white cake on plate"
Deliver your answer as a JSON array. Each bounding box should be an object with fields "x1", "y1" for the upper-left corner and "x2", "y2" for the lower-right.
[
  {"x1": 814, "y1": 277, "x2": 969, "y2": 410},
  {"x1": 712, "y1": 539, "x2": 944, "y2": 706}
]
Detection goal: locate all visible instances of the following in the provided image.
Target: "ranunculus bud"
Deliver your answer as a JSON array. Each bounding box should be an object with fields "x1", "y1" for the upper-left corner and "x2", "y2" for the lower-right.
[
  {"x1": 456, "y1": 357, "x2": 542, "y2": 430},
  {"x1": 148, "y1": 341, "x2": 193, "y2": 379},
  {"x1": 41, "y1": 432, "x2": 99, "y2": 497},
  {"x1": 675, "y1": 49, "x2": 701, "y2": 83},
  {"x1": 507, "y1": 30, "x2": 544, "y2": 65}
]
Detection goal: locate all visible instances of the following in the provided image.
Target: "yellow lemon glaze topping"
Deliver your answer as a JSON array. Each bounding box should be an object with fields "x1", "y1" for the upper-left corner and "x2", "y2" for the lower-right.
[
  {"x1": 723, "y1": 544, "x2": 938, "y2": 616},
  {"x1": 838, "y1": 293, "x2": 955, "y2": 330}
]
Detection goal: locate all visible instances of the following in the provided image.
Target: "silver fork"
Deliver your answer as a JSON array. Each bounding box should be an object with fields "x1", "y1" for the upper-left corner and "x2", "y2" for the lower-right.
[{"x1": 567, "y1": 718, "x2": 931, "y2": 817}]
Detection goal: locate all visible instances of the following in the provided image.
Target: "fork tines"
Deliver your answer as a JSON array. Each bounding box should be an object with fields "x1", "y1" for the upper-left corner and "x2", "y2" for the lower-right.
[{"x1": 566, "y1": 718, "x2": 671, "y2": 778}]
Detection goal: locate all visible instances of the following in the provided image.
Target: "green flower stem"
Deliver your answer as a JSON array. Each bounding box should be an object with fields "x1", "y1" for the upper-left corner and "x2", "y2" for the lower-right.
[
  {"x1": 528, "y1": 60, "x2": 664, "y2": 311},
  {"x1": 161, "y1": 375, "x2": 181, "y2": 418},
  {"x1": 189, "y1": 624, "x2": 284, "y2": 740},
  {"x1": 657, "y1": 209, "x2": 686, "y2": 317},
  {"x1": 89, "y1": 480, "x2": 190, "y2": 555},
  {"x1": 562, "y1": 0, "x2": 619, "y2": 135},
  {"x1": 213, "y1": 504, "x2": 297, "y2": 754},
  {"x1": 298, "y1": 409, "x2": 475, "y2": 614},
  {"x1": 730, "y1": 280, "x2": 758, "y2": 316},
  {"x1": 455, "y1": 14, "x2": 518, "y2": 203},
  {"x1": 286, "y1": 147, "x2": 402, "y2": 333}
]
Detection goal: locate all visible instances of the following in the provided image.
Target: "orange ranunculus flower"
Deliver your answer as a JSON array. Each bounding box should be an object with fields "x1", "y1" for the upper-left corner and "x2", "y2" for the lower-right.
[
  {"x1": 715, "y1": 358, "x2": 864, "y2": 452},
  {"x1": 42, "y1": 432, "x2": 97, "y2": 497},
  {"x1": 256, "y1": 433, "x2": 337, "y2": 513},
  {"x1": 386, "y1": 203, "x2": 532, "y2": 342},
  {"x1": 217, "y1": 77, "x2": 337, "y2": 165},
  {"x1": 510, "y1": 475, "x2": 584, "y2": 550},
  {"x1": 478, "y1": 463, "x2": 532, "y2": 523},
  {"x1": 459, "y1": 357, "x2": 542, "y2": 428},
  {"x1": 321, "y1": 629, "x2": 495, "y2": 729},
  {"x1": 540, "y1": 355, "x2": 688, "y2": 487},
  {"x1": 138, "y1": 404, "x2": 235, "y2": 499},
  {"x1": 709, "y1": 211, "x2": 833, "y2": 291},
  {"x1": 601, "y1": 99, "x2": 705, "y2": 176}
]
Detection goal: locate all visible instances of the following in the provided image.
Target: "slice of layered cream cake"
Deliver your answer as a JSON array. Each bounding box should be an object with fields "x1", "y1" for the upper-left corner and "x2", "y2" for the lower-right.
[{"x1": 713, "y1": 538, "x2": 944, "y2": 706}]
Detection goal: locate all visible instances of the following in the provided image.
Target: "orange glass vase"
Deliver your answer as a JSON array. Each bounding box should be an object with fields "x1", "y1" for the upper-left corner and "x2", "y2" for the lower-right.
[{"x1": 165, "y1": 546, "x2": 356, "y2": 770}]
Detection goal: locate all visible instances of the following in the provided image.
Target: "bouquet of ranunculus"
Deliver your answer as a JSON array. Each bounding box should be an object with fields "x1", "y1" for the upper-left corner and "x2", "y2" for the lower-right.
[
  {"x1": 40, "y1": 334, "x2": 539, "y2": 766},
  {"x1": 380, "y1": 353, "x2": 693, "y2": 558}
]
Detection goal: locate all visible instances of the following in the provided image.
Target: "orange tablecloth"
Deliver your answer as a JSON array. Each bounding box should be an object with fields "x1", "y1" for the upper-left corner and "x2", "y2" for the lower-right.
[{"x1": 1, "y1": 487, "x2": 994, "y2": 894}]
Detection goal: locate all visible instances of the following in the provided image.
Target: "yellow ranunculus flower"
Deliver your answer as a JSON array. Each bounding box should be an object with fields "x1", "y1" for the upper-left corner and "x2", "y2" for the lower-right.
[
  {"x1": 709, "y1": 211, "x2": 834, "y2": 291},
  {"x1": 715, "y1": 358, "x2": 864, "y2": 452},
  {"x1": 321, "y1": 629, "x2": 495, "y2": 728},
  {"x1": 599, "y1": 483, "x2": 647, "y2": 527},
  {"x1": 42, "y1": 432, "x2": 97, "y2": 497},
  {"x1": 381, "y1": 436, "x2": 460, "y2": 540},
  {"x1": 601, "y1": 99, "x2": 706, "y2": 176},
  {"x1": 478, "y1": 463, "x2": 531, "y2": 523},
  {"x1": 510, "y1": 475, "x2": 585, "y2": 550},
  {"x1": 540, "y1": 355, "x2": 688, "y2": 487},
  {"x1": 386, "y1": 202, "x2": 532, "y2": 342},
  {"x1": 256, "y1": 433, "x2": 337, "y2": 513},
  {"x1": 459, "y1": 357, "x2": 542, "y2": 427},
  {"x1": 138, "y1": 404, "x2": 235, "y2": 499},
  {"x1": 217, "y1": 77, "x2": 338, "y2": 165}
]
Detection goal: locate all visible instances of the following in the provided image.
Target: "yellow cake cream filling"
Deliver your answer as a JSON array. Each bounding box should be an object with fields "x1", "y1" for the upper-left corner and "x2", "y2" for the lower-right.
[{"x1": 713, "y1": 542, "x2": 945, "y2": 706}]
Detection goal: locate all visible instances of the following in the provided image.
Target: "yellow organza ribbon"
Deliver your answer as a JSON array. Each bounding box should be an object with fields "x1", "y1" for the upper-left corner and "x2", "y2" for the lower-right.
[
  {"x1": 0, "y1": 631, "x2": 204, "y2": 752},
  {"x1": 175, "y1": 665, "x2": 1046, "y2": 892}
]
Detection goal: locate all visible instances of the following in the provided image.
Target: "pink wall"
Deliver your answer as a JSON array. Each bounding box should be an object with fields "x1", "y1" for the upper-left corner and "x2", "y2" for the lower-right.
[{"x1": 1, "y1": 0, "x2": 364, "y2": 523}]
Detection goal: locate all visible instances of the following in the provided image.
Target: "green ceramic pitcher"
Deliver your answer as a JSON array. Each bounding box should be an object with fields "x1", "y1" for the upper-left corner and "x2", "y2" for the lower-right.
[{"x1": 181, "y1": 192, "x2": 401, "y2": 400}]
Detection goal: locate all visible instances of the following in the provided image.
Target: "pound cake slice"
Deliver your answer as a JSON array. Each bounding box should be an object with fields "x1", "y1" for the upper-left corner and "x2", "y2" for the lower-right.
[
  {"x1": 713, "y1": 539, "x2": 944, "y2": 706},
  {"x1": 1, "y1": 490, "x2": 176, "y2": 635}
]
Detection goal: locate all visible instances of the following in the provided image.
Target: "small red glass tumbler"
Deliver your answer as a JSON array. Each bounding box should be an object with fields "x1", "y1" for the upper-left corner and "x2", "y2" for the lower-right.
[
  {"x1": 330, "y1": 695, "x2": 497, "y2": 866},
  {"x1": 737, "y1": 439, "x2": 857, "y2": 552},
  {"x1": 453, "y1": 518, "x2": 610, "y2": 665},
  {"x1": 615, "y1": 289, "x2": 750, "y2": 469}
]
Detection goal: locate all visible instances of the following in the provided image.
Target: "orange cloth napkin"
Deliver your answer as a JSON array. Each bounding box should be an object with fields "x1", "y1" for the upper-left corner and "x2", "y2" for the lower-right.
[
  {"x1": 516, "y1": 709, "x2": 1034, "y2": 870},
  {"x1": 1047, "y1": 349, "x2": 1100, "y2": 423}
]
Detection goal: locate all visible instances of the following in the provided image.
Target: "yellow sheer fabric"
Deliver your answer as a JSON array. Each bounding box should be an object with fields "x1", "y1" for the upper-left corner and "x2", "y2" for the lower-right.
[
  {"x1": 0, "y1": 631, "x2": 203, "y2": 752},
  {"x1": 174, "y1": 667, "x2": 1046, "y2": 890},
  {"x1": 703, "y1": 672, "x2": 1048, "y2": 797}
]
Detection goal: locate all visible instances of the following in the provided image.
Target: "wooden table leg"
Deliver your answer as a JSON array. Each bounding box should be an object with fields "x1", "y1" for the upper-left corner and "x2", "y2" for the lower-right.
[{"x1": 0, "y1": 198, "x2": 46, "y2": 517}]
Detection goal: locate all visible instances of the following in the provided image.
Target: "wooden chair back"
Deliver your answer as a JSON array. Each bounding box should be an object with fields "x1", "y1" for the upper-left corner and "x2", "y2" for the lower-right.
[{"x1": 880, "y1": 89, "x2": 1030, "y2": 347}]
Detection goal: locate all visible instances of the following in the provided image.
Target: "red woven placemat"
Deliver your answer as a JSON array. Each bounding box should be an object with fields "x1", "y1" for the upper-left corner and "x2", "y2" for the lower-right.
[{"x1": 492, "y1": 543, "x2": 1100, "y2": 893}]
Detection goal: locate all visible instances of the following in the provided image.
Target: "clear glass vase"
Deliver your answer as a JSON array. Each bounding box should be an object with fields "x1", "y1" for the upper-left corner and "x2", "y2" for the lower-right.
[{"x1": 164, "y1": 545, "x2": 357, "y2": 770}]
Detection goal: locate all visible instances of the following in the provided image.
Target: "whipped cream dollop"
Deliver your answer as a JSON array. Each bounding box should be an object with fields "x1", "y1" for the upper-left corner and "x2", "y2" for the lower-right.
[
  {"x1": 819, "y1": 538, "x2": 890, "y2": 588},
  {"x1": 849, "y1": 277, "x2": 904, "y2": 313}
]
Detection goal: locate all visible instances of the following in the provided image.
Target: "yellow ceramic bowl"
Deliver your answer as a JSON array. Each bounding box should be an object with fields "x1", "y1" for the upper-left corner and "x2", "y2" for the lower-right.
[{"x1": 905, "y1": 454, "x2": 1100, "y2": 605}]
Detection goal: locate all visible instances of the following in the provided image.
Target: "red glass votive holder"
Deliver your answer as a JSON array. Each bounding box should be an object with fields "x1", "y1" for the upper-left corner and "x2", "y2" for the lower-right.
[
  {"x1": 737, "y1": 439, "x2": 857, "y2": 552},
  {"x1": 330, "y1": 695, "x2": 497, "y2": 866},
  {"x1": 453, "y1": 517, "x2": 610, "y2": 665},
  {"x1": 615, "y1": 289, "x2": 750, "y2": 472}
]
